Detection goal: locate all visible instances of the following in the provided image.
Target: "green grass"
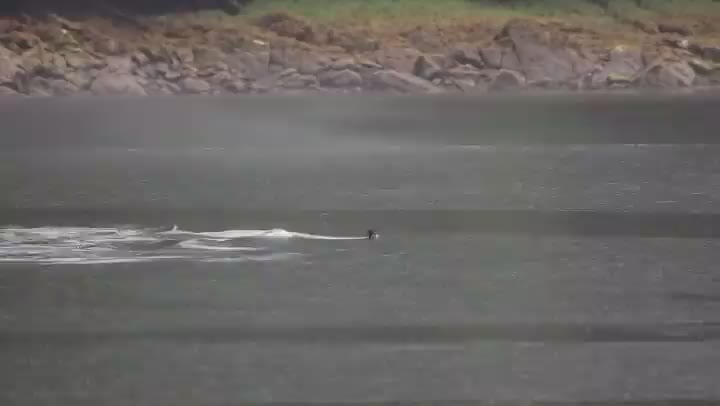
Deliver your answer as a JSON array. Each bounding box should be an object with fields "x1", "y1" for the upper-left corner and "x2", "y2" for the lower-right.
[
  {"x1": 242, "y1": 0, "x2": 503, "y2": 21},
  {"x1": 241, "y1": 0, "x2": 720, "y2": 21}
]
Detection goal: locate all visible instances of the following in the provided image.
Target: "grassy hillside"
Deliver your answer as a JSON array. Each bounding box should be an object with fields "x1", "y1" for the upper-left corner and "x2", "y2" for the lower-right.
[
  {"x1": 212, "y1": 0, "x2": 719, "y2": 46},
  {"x1": 240, "y1": 0, "x2": 720, "y2": 20}
]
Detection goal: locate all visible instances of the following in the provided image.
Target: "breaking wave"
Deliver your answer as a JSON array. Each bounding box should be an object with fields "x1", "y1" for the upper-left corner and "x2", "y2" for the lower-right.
[
  {"x1": 0, "y1": 226, "x2": 367, "y2": 265},
  {"x1": 160, "y1": 225, "x2": 368, "y2": 240}
]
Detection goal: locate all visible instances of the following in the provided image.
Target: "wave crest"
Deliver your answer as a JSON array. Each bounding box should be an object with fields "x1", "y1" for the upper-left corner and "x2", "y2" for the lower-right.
[{"x1": 0, "y1": 225, "x2": 367, "y2": 265}]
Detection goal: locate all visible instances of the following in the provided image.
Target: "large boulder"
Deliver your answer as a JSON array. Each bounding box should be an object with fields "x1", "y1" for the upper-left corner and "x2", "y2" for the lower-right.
[
  {"x1": 229, "y1": 40, "x2": 270, "y2": 79},
  {"x1": 138, "y1": 45, "x2": 173, "y2": 64},
  {"x1": 641, "y1": 60, "x2": 696, "y2": 88},
  {"x1": 592, "y1": 46, "x2": 643, "y2": 88},
  {"x1": 90, "y1": 73, "x2": 146, "y2": 96},
  {"x1": 373, "y1": 69, "x2": 442, "y2": 93},
  {"x1": 689, "y1": 43, "x2": 720, "y2": 63},
  {"x1": 688, "y1": 58, "x2": 717, "y2": 75},
  {"x1": 104, "y1": 56, "x2": 134, "y2": 74},
  {"x1": 317, "y1": 69, "x2": 363, "y2": 87},
  {"x1": 0, "y1": 85, "x2": 19, "y2": 96},
  {"x1": 64, "y1": 71, "x2": 95, "y2": 89},
  {"x1": 193, "y1": 46, "x2": 226, "y2": 69},
  {"x1": 180, "y1": 77, "x2": 211, "y2": 94},
  {"x1": 27, "y1": 77, "x2": 79, "y2": 96},
  {"x1": 449, "y1": 44, "x2": 485, "y2": 70},
  {"x1": 479, "y1": 45, "x2": 522, "y2": 71},
  {"x1": 413, "y1": 55, "x2": 442, "y2": 80},
  {"x1": 445, "y1": 65, "x2": 484, "y2": 82},
  {"x1": 494, "y1": 19, "x2": 585, "y2": 84},
  {"x1": 270, "y1": 46, "x2": 330, "y2": 75},
  {"x1": 174, "y1": 47, "x2": 195, "y2": 65},
  {"x1": 0, "y1": 45, "x2": 22, "y2": 86},
  {"x1": 329, "y1": 57, "x2": 361, "y2": 71},
  {"x1": 488, "y1": 69, "x2": 525, "y2": 92},
  {"x1": 373, "y1": 47, "x2": 422, "y2": 74},
  {"x1": 279, "y1": 72, "x2": 319, "y2": 90},
  {"x1": 63, "y1": 49, "x2": 105, "y2": 70}
]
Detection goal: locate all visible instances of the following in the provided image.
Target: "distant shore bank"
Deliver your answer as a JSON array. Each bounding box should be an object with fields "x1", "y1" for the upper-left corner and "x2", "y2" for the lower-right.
[{"x1": 1, "y1": 1, "x2": 719, "y2": 97}]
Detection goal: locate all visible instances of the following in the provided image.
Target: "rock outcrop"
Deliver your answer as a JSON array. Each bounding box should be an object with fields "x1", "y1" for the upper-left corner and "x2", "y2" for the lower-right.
[
  {"x1": 90, "y1": 73, "x2": 146, "y2": 95},
  {"x1": 641, "y1": 60, "x2": 696, "y2": 88},
  {"x1": 591, "y1": 46, "x2": 643, "y2": 88},
  {"x1": 373, "y1": 70, "x2": 441, "y2": 93},
  {"x1": 0, "y1": 15, "x2": 718, "y2": 97}
]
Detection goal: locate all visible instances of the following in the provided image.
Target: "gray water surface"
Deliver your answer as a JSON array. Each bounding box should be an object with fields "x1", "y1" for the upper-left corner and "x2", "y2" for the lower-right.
[{"x1": 2, "y1": 95, "x2": 720, "y2": 405}]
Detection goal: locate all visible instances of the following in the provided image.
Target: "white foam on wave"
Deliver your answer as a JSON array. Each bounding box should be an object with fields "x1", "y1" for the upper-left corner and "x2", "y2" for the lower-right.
[
  {"x1": 177, "y1": 239, "x2": 260, "y2": 251},
  {"x1": 163, "y1": 226, "x2": 367, "y2": 240},
  {"x1": 0, "y1": 225, "x2": 363, "y2": 265},
  {"x1": 0, "y1": 255, "x2": 187, "y2": 265}
]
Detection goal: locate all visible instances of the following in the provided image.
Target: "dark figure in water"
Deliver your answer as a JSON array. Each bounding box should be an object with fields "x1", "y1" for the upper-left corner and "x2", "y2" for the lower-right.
[{"x1": 367, "y1": 229, "x2": 378, "y2": 240}]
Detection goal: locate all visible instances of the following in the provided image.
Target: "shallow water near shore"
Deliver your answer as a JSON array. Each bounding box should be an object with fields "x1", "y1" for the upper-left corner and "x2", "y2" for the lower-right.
[{"x1": 2, "y1": 94, "x2": 720, "y2": 405}]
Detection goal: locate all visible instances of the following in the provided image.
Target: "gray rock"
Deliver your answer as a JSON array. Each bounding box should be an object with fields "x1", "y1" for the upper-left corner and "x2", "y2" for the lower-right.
[
  {"x1": 495, "y1": 19, "x2": 579, "y2": 83},
  {"x1": 132, "y1": 51, "x2": 150, "y2": 66},
  {"x1": 64, "y1": 71, "x2": 95, "y2": 89},
  {"x1": 270, "y1": 47, "x2": 330, "y2": 75},
  {"x1": 164, "y1": 70, "x2": 183, "y2": 81},
  {"x1": 93, "y1": 36, "x2": 121, "y2": 55},
  {"x1": 63, "y1": 50, "x2": 105, "y2": 70},
  {"x1": 451, "y1": 78, "x2": 478, "y2": 93},
  {"x1": 224, "y1": 79, "x2": 249, "y2": 93},
  {"x1": 357, "y1": 58, "x2": 383, "y2": 70},
  {"x1": 641, "y1": 60, "x2": 696, "y2": 88},
  {"x1": 25, "y1": 53, "x2": 68, "y2": 79},
  {"x1": 105, "y1": 56, "x2": 134, "y2": 74},
  {"x1": 592, "y1": 46, "x2": 643, "y2": 88},
  {"x1": 688, "y1": 58, "x2": 716, "y2": 74},
  {"x1": 193, "y1": 47, "x2": 226, "y2": 69},
  {"x1": 374, "y1": 47, "x2": 422, "y2": 74},
  {"x1": 413, "y1": 55, "x2": 442, "y2": 80},
  {"x1": 279, "y1": 73, "x2": 318, "y2": 89},
  {"x1": 479, "y1": 47, "x2": 502, "y2": 69},
  {"x1": 445, "y1": 65, "x2": 483, "y2": 81},
  {"x1": 174, "y1": 48, "x2": 195, "y2": 65},
  {"x1": 139, "y1": 45, "x2": 173, "y2": 64},
  {"x1": 317, "y1": 69, "x2": 363, "y2": 87},
  {"x1": 90, "y1": 73, "x2": 147, "y2": 96},
  {"x1": 691, "y1": 44, "x2": 720, "y2": 63},
  {"x1": 450, "y1": 45, "x2": 484, "y2": 69},
  {"x1": 249, "y1": 82, "x2": 271, "y2": 93},
  {"x1": 663, "y1": 38, "x2": 690, "y2": 49},
  {"x1": 373, "y1": 70, "x2": 442, "y2": 93},
  {"x1": 488, "y1": 69, "x2": 525, "y2": 92},
  {"x1": 479, "y1": 46, "x2": 522, "y2": 71},
  {"x1": 232, "y1": 50, "x2": 269, "y2": 79},
  {"x1": 209, "y1": 71, "x2": 234, "y2": 85},
  {"x1": 515, "y1": 41, "x2": 575, "y2": 83},
  {"x1": 228, "y1": 40, "x2": 270, "y2": 79},
  {"x1": 158, "y1": 80, "x2": 181, "y2": 95},
  {"x1": 0, "y1": 85, "x2": 19, "y2": 96},
  {"x1": 0, "y1": 46, "x2": 22, "y2": 86},
  {"x1": 330, "y1": 57, "x2": 360, "y2": 71},
  {"x1": 180, "y1": 77, "x2": 211, "y2": 94},
  {"x1": 28, "y1": 77, "x2": 79, "y2": 96}
]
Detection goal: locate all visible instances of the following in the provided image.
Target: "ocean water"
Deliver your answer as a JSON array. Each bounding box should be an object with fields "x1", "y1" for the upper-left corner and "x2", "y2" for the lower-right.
[{"x1": 1, "y1": 94, "x2": 720, "y2": 405}]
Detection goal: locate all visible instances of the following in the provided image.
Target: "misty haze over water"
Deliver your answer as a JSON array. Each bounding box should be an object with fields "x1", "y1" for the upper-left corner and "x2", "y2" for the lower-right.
[{"x1": 2, "y1": 93, "x2": 720, "y2": 405}]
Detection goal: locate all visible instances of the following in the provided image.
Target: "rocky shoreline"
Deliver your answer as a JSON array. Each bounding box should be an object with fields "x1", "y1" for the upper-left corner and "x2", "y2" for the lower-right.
[{"x1": 1, "y1": 12, "x2": 719, "y2": 97}]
